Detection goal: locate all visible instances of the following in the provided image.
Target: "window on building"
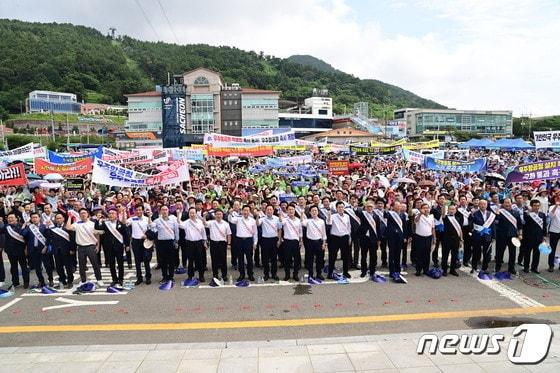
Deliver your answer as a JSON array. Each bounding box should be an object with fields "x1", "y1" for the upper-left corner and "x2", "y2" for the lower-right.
[{"x1": 193, "y1": 76, "x2": 209, "y2": 86}]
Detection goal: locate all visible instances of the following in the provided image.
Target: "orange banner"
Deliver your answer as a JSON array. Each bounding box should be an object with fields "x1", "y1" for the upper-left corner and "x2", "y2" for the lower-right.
[
  {"x1": 327, "y1": 160, "x2": 349, "y2": 175},
  {"x1": 35, "y1": 158, "x2": 93, "y2": 175},
  {"x1": 207, "y1": 146, "x2": 274, "y2": 157}
]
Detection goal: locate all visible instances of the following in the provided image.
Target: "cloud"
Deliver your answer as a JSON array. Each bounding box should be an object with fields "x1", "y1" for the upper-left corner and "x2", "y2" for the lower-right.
[{"x1": 0, "y1": 0, "x2": 558, "y2": 116}]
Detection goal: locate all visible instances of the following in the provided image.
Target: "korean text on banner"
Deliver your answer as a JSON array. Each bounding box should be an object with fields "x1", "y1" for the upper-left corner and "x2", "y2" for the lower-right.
[
  {"x1": 206, "y1": 146, "x2": 274, "y2": 157},
  {"x1": 0, "y1": 163, "x2": 28, "y2": 186},
  {"x1": 506, "y1": 160, "x2": 560, "y2": 183},
  {"x1": 35, "y1": 158, "x2": 93, "y2": 176},
  {"x1": 534, "y1": 131, "x2": 560, "y2": 149},
  {"x1": 328, "y1": 160, "x2": 349, "y2": 175},
  {"x1": 424, "y1": 157, "x2": 487, "y2": 172},
  {"x1": 0, "y1": 143, "x2": 35, "y2": 162},
  {"x1": 204, "y1": 130, "x2": 296, "y2": 146},
  {"x1": 48, "y1": 146, "x2": 103, "y2": 164},
  {"x1": 92, "y1": 158, "x2": 190, "y2": 187}
]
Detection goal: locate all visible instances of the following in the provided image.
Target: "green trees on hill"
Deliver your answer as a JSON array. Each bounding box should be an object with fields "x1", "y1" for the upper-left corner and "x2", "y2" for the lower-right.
[{"x1": 0, "y1": 19, "x2": 445, "y2": 117}]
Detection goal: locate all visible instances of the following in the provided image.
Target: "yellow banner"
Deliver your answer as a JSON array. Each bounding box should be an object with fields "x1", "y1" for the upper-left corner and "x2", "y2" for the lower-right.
[
  {"x1": 402, "y1": 139, "x2": 440, "y2": 150},
  {"x1": 370, "y1": 138, "x2": 407, "y2": 147},
  {"x1": 273, "y1": 145, "x2": 307, "y2": 151}
]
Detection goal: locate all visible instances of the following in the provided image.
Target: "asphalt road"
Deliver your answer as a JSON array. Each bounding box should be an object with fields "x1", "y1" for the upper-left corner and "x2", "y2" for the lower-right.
[{"x1": 1, "y1": 251, "x2": 560, "y2": 347}]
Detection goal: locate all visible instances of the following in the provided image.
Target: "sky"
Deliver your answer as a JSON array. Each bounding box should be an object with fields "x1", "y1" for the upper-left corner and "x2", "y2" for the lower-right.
[{"x1": 1, "y1": 0, "x2": 559, "y2": 116}]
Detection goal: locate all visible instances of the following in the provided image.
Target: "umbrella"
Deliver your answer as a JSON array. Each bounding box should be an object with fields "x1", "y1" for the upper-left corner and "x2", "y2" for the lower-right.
[
  {"x1": 374, "y1": 175, "x2": 390, "y2": 188},
  {"x1": 395, "y1": 177, "x2": 416, "y2": 184},
  {"x1": 27, "y1": 173, "x2": 42, "y2": 181},
  {"x1": 28, "y1": 180, "x2": 44, "y2": 188},
  {"x1": 485, "y1": 173, "x2": 506, "y2": 181},
  {"x1": 419, "y1": 180, "x2": 436, "y2": 187},
  {"x1": 40, "y1": 182, "x2": 62, "y2": 189},
  {"x1": 43, "y1": 173, "x2": 64, "y2": 181}
]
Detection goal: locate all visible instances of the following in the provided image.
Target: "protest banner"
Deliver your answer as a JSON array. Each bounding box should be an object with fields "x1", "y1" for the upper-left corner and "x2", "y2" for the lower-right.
[
  {"x1": 534, "y1": 131, "x2": 560, "y2": 149},
  {"x1": 0, "y1": 163, "x2": 28, "y2": 186},
  {"x1": 65, "y1": 178, "x2": 85, "y2": 191},
  {"x1": 424, "y1": 157, "x2": 487, "y2": 172},
  {"x1": 350, "y1": 145, "x2": 397, "y2": 155},
  {"x1": 35, "y1": 158, "x2": 93, "y2": 175},
  {"x1": 48, "y1": 146, "x2": 103, "y2": 164},
  {"x1": 92, "y1": 158, "x2": 189, "y2": 187},
  {"x1": 327, "y1": 160, "x2": 349, "y2": 175},
  {"x1": 203, "y1": 130, "x2": 296, "y2": 146},
  {"x1": 505, "y1": 160, "x2": 560, "y2": 183},
  {"x1": 0, "y1": 143, "x2": 35, "y2": 162},
  {"x1": 265, "y1": 155, "x2": 313, "y2": 167},
  {"x1": 206, "y1": 146, "x2": 274, "y2": 157},
  {"x1": 403, "y1": 139, "x2": 440, "y2": 150}
]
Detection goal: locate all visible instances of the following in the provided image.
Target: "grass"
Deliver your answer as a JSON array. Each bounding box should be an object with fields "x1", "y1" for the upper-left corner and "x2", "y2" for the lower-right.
[{"x1": 7, "y1": 112, "x2": 127, "y2": 125}]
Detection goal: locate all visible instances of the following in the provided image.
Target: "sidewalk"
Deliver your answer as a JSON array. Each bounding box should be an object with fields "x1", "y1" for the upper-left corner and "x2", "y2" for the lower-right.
[{"x1": 1, "y1": 325, "x2": 558, "y2": 373}]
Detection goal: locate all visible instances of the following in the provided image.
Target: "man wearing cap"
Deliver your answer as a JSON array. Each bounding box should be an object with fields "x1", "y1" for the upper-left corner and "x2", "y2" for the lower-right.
[
  {"x1": 126, "y1": 204, "x2": 152, "y2": 285},
  {"x1": 66, "y1": 208, "x2": 105, "y2": 286},
  {"x1": 46, "y1": 212, "x2": 75, "y2": 288},
  {"x1": 150, "y1": 205, "x2": 180, "y2": 283},
  {"x1": 228, "y1": 205, "x2": 258, "y2": 281},
  {"x1": 179, "y1": 207, "x2": 208, "y2": 282},
  {"x1": 257, "y1": 204, "x2": 281, "y2": 281},
  {"x1": 0, "y1": 213, "x2": 30, "y2": 288},
  {"x1": 95, "y1": 209, "x2": 129, "y2": 287},
  {"x1": 22, "y1": 212, "x2": 54, "y2": 287},
  {"x1": 494, "y1": 198, "x2": 522, "y2": 275},
  {"x1": 522, "y1": 199, "x2": 547, "y2": 274}
]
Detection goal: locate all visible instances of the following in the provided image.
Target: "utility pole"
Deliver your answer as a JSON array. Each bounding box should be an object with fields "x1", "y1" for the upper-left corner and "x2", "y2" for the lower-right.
[
  {"x1": 66, "y1": 112, "x2": 70, "y2": 148},
  {"x1": 87, "y1": 120, "x2": 90, "y2": 144},
  {"x1": 51, "y1": 108, "x2": 56, "y2": 143}
]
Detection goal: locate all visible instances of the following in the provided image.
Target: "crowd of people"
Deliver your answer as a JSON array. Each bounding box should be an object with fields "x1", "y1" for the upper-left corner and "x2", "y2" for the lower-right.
[{"x1": 0, "y1": 147, "x2": 559, "y2": 290}]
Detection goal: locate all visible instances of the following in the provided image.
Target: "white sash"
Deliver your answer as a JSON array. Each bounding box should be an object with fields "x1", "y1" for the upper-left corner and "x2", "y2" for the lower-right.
[
  {"x1": 332, "y1": 214, "x2": 350, "y2": 235},
  {"x1": 448, "y1": 216, "x2": 462, "y2": 238},
  {"x1": 529, "y1": 212, "x2": 544, "y2": 229},
  {"x1": 345, "y1": 207, "x2": 362, "y2": 225},
  {"x1": 263, "y1": 217, "x2": 278, "y2": 236},
  {"x1": 241, "y1": 218, "x2": 256, "y2": 236},
  {"x1": 106, "y1": 221, "x2": 124, "y2": 244},
  {"x1": 320, "y1": 208, "x2": 331, "y2": 222},
  {"x1": 295, "y1": 206, "x2": 306, "y2": 219},
  {"x1": 29, "y1": 224, "x2": 47, "y2": 246},
  {"x1": 284, "y1": 217, "x2": 300, "y2": 239},
  {"x1": 363, "y1": 212, "x2": 377, "y2": 237},
  {"x1": 308, "y1": 219, "x2": 323, "y2": 239},
  {"x1": 474, "y1": 211, "x2": 495, "y2": 231},
  {"x1": 6, "y1": 226, "x2": 25, "y2": 243},
  {"x1": 500, "y1": 209, "x2": 518, "y2": 229},
  {"x1": 374, "y1": 209, "x2": 387, "y2": 225},
  {"x1": 51, "y1": 227, "x2": 70, "y2": 241},
  {"x1": 160, "y1": 218, "x2": 175, "y2": 236},
  {"x1": 187, "y1": 219, "x2": 205, "y2": 239},
  {"x1": 489, "y1": 203, "x2": 499, "y2": 213},
  {"x1": 213, "y1": 221, "x2": 228, "y2": 241},
  {"x1": 41, "y1": 213, "x2": 54, "y2": 225},
  {"x1": 78, "y1": 221, "x2": 98, "y2": 243},
  {"x1": 388, "y1": 211, "x2": 403, "y2": 233},
  {"x1": 458, "y1": 207, "x2": 470, "y2": 226}
]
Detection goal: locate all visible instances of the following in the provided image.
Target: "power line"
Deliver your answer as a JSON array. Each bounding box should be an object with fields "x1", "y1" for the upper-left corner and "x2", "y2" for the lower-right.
[
  {"x1": 133, "y1": 0, "x2": 161, "y2": 41},
  {"x1": 156, "y1": 0, "x2": 180, "y2": 44}
]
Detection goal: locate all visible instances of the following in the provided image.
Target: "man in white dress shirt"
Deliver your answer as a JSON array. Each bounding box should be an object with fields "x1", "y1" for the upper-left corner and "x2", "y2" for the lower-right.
[
  {"x1": 180, "y1": 207, "x2": 208, "y2": 282},
  {"x1": 229, "y1": 205, "x2": 258, "y2": 281},
  {"x1": 150, "y1": 206, "x2": 179, "y2": 283},
  {"x1": 257, "y1": 205, "x2": 282, "y2": 281},
  {"x1": 327, "y1": 201, "x2": 352, "y2": 279},
  {"x1": 280, "y1": 204, "x2": 303, "y2": 281},
  {"x1": 302, "y1": 205, "x2": 327, "y2": 280},
  {"x1": 126, "y1": 204, "x2": 152, "y2": 285},
  {"x1": 206, "y1": 209, "x2": 231, "y2": 280}
]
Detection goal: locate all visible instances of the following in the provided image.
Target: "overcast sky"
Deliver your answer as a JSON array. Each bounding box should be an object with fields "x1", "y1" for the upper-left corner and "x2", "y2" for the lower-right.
[{"x1": 1, "y1": 0, "x2": 559, "y2": 116}]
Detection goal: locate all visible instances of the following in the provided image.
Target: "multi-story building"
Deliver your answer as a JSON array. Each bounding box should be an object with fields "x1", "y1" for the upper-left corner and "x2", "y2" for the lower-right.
[
  {"x1": 395, "y1": 108, "x2": 513, "y2": 138},
  {"x1": 278, "y1": 90, "x2": 333, "y2": 138},
  {"x1": 123, "y1": 91, "x2": 163, "y2": 146},
  {"x1": 240, "y1": 88, "x2": 280, "y2": 136},
  {"x1": 27, "y1": 90, "x2": 81, "y2": 114},
  {"x1": 220, "y1": 83, "x2": 242, "y2": 136}
]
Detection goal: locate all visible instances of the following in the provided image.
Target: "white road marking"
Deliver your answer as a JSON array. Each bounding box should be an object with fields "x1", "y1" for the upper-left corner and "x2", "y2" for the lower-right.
[
  {"x1": 41, "y1": 297, "x2": 119, "y2": 311},
  {"x1": 458, "y1": 267, "x2": 545, "y2": 308},
  {"x1": 0, "y1": 298, "x2": 22, "y2": 313}
]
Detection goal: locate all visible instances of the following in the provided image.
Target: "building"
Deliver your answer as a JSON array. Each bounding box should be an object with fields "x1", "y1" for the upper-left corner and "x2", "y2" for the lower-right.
[
  {"x1": 27, "y1": 90, "x2": 81, "y2": 114},
  {"x1": 123, "y1": 91, "x2": 163, "y2": 146},
  {"x1": 395, "y1": 108, "x2": 513, "y2": 138},
  {"x1": 278, "y1": 90, "x2": 333, "y2": 138},
  {"x1": 220, "y1": 83, "x2": 242, "y2": 136},
  {"x1": 114, "y1": 131, "x2": 162, "y2": 149},
  {"x1": 301, "y1": 126, "x2": 380, "y2": 144},
  {"x1": 240, "y1": 88, "x2": 280, "y2": 136},
  {"x1": 81, "y1": 103, "x2": 127, "y2": 115}
]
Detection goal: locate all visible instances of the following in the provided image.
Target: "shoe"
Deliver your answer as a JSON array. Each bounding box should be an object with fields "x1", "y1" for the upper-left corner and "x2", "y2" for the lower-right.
[
  {"x1": 199, "y1": 276, "x2": 206, "y2": 283},
  {"x1": 470, "y1": 268, "x2": 476, "y2": 274},
  {"x1": 97, "y1": 280, "x2": 104, "y2": 287},
  {"x1": 248, "y1": 275, "x2": 255, "y2": 282},
  {"x1": 442, "y1": 271, "x2": 448, "y2": 277},
  {"x1": 159, "y1": 279, "x2": 166, "y2": 284},
  {"x1": 110, "y1": 282, "x2": 116, "y2": 287},
  {"x1": 523, "y1": 269, "x2": 529, "y2": 273},
  {"x1": 23, "y1": 282, "x2": 29, "y2": 289},
  {"x1": 0, "y1": 281, "x2": 5, "y2": 288},
  {"x1": 236, "y1": 276, "x2": 245, "y2": 282},
  {"x1": 263, "y1": 275, "x2": 269, "y2": 281},
  {"x1": 66, "y1": 283, "x2": 74, "y2": 289},
  {"x1": 450, "y1": 270, "x2": 459, "y2": 277},
  {"x1": 343, "y1": 272, "x2": 351, "y2": 279},
  {"x1": 272, "y1": 276, "x2": 280, "y2": 281},
  {"x1": 134, "y1": 279, "x2": 143, "y2": 286},
  {"x1": 154, "y1": 265, "x2": 161, "y2": 270},
  {"x1": 548, "y1": 267, "x2": 554, "y2": 273},
  {"x1": 415, "y1": 271, "x2": 422, "y2": 277},
  {"x1": 48, "y1": 279, "x2": 54, "y2": 287},
  {"x1": 283, "y1": 275, "x2": 291, "y2": 281},
  {"x1": 360, "y1": 272, "x2": 367, "y2": 278},
  {"x1": 316, "y1": 274, "x2": 325, "y2": 281},
  {"x1": 381, "y1": 263, "x2": 388, "y2": 268},
  {"x1": 327, "y1": 274, "x2": 334, "y2": 280},
  {"x1": 531, "y1": 269, "x2": 540, "y2": 274},
  {"x1": 509, "y1": 270, "x2": 517, "y2": 275},
  {"x1": 463, "y1": 262, "x2": 470, "y2": 268},
  {"x1": 145, "y1": 279, "x2": 151, "y2": 285}
]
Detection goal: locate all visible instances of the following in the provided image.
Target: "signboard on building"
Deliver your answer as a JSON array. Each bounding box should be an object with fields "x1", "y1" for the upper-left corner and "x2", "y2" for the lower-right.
[{"x1": 161, "y1": 84, "x2": 187, "y2": 148}]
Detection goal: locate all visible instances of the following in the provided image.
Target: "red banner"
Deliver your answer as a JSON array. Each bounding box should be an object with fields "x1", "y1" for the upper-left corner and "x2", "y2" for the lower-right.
[
  {"x1": 0, "y1": 163, "x2": 28, "y2": 186},
  {"x1": 207, "y1": 146, "x2": 274, "y2": 157},
  {"x1": 328, "y1": 160, "x2": 349, "y2": 175},
  {"x1": 35, "y1": 158, "x2": 93, "y2": 175}
]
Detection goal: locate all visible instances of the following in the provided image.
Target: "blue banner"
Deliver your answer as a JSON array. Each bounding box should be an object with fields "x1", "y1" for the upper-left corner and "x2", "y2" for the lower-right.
[
  {"x1": 48, "y1": 146, "x2": 103, "y2": 164},
  {"x1": 424, "y1": 157, "x2": 487, "y2": 172},
  {"x1": 161, "y1": 84, "x2": 187, "y2": 148}
]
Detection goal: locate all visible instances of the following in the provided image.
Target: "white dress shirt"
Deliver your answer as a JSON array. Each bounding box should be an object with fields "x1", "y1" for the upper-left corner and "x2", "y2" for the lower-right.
[
  {"x1": 207, "y1": 220, "x2": 232, "y2": 242},
  {"x1": 229, "y1": 215, "x2": 258, "y2": 242},
  {"x1": 150, "y1": 216, "x2": 179, "y2": 241},
  {"x1": 127, "y1": 215, "x2": 149, "y2": 239},
  {"x1": 329, "y1": 213, "x2": 351, "y2": 237},
  {"x1": 282, "y1": 216, "x2": 303, "y2": 240},
  {"x1": 303, "y1": 217, "x2": 327, "y2": 241},
  {"x1": 180, "y1": 218, "x2": 207, "y2": 241},
  {"x1": 548, "y1": 205, "x2": 560, "y2": 234},
  {"x1": 71, "y1": 220, "x2": 102, "y2": 246},
  {"x1": 258, "y1": 215, "x2": 282, "y2": 238},
  {"x1": 415, "y1": 214, "x2": 435, "y2": 237}
]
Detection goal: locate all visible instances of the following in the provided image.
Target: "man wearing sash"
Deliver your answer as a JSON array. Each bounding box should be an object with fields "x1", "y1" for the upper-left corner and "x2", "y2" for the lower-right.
[
  {"x1": 227, "y1": 201, "x2": 242, "y2": 270},
  {"x1": 95, "y1": 209, "x2": 129, "y2": 287},
  {"x1": 346, "y1": 195, "x2": 362, "y2": 270},
  {"x1": 385, "y1": 201, "x2": 409, "y2": 280},
  {"x1": 458, "y1": 195, "x2": 473, "y2": 267},
  {"x1": 495, "y1": 198, "x2": 523, "y2": 274},
  {"x1": 46, "y1": 213, "x2": 75, "y2": 288},
  {"x1": 442, "y1": 204, "x2": 463, "y2": 276},
  {"x1": 41, "y1": 203, "x2": 56, "y2": 226},
  {"x1": 22, "y1": 212, "x2": 54, "y2": 287},
  {"x1": 257, "y1": 205, "x2": 282, "y2": 281},
  {"x1": 414, "y1": 203, "x2": 435, "y2": 276},
  {"x1": 470, "y1": 200, "x2": 495, "y2": 274},
  {"x1": 357, "y1": 201, "x2": 380, "y2": 278},
  {"x1": 179, "y1": 207, "x2": 208, "y2": 282},
  {"x1": 295, "y1": 196, "x2": 308, "y2": 269},
  {"x1": 126, "y1": 205, "x2": 152, "y2": 285},
  {"x1": 430, "y1": 194, "x2": 447, "y2": 267},
  {"x1": 280, "y1": 204, "x2": 303, "y2": 281},
  {"x1": 0, "y1": 213, "x2": 30, "y2": 288},
  {"x1": 327, "y1": 201, "x2": 352, "y2": 279},
  {"x1": 206, "y1": 209, "x2": 232, "y2": 280},
  {"x1": 174, "y1": 201, "x2": 189, "y2": 271},
  {"x1": 548, "y1": 199, "x2": 560, "y2": 272},
  {"x1": 522, "y1": 199, "x2": 547, "y2": 274},
  {"x1": 66, "y1": 208, "x2": 104, "y2": 286},
  {"x1": 150, "y1": 205, "x2": 180, "y2": 283},
  {"x1": 513, "y1": 194, "x2": 527, "y2": 266},
  {"x1": 374, "y1": 199, "x2": 388, "y2": 267},
  {"x1": 228, "y1": 205, "x2": 258, "y2": 281},
  {"x1": 302, "y1": 205, "x2": 327, "y2": 280}
]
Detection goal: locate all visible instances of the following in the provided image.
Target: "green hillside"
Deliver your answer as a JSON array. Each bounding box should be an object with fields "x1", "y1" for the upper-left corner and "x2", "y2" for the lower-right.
[
  {"x1": 0, "y1": 18, "x2": 445, "y2": 119},
  {"x1": 286, "y1": 55, "x2": 340, "y2": 73}
]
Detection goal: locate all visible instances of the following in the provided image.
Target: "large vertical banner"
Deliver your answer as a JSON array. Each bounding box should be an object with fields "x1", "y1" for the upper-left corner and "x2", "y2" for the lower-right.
[{"x1": 161, "y1": 84, "x2": 187, "y2": 148}]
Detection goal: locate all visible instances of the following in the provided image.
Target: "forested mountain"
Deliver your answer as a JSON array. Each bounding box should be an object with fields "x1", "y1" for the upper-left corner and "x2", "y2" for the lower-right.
[
  {"x1": 286, "y1": 55, "x2": 340, "y2": 74},
  {"x1": 0, "y1": 19, "x2": 445, "y2": 118}
]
